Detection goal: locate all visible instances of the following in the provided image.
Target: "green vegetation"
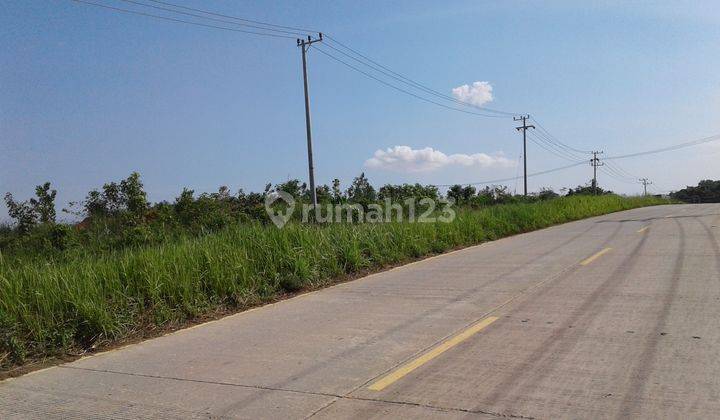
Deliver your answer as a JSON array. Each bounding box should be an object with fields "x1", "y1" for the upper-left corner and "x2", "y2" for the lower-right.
[
  {"x1": 0, "y1": 173, "x2": 576, "y2": 261},
  {"x1": 671, "y1": 179, "x2": 720, "y2": 203},
  {"x1": 0, "y1": 186, "x2": 666, "y2": 370}
]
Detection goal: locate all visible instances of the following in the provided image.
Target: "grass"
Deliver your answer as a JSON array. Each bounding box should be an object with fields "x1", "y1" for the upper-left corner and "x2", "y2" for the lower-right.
[{"x1": 0, "y1": 195, "x2": 667, "y2": 371}]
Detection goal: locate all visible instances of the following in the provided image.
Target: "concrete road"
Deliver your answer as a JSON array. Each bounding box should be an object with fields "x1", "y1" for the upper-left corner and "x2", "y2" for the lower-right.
[{"x1": 2, "y1": 204, "x2": 719, "y2": 419}]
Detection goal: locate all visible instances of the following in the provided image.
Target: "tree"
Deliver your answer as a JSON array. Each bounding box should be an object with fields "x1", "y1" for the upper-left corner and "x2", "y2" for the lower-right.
[
  {"x1": 346, "y1": 173, "x2": 376, "y2": 205},
  {"x1": 537, "y1": 187, "x2": 559, "y2": 200},
  {"x1": 446, "y1": 184, "x2": 476, "y2": 204},
  {"x1": 120, "y1": 172, "x2": 148, "y2": 218},
  {"x1": 315, "y1": 185, "x2": 331, "y2": 202},
  {"x1": 4, "y1": 182, "x2": 58, "y2": 233},
  {"x1": 567, "y1": 182, "x2": 612, "y2": 196},
  {"x1": 210, "y1": 186, "x2": 232, "y2": 202},
  {"x1": 174, "y1": 188, "x2": 196, "y2": 225},
  {"x1": 237, "y1": 188, "x2": 266, "y2": 220},
  {"x1": 275, "y1": 179, "x2": 306, "y2": 199},
  {"x1": 671, "y1": 180, "x2": 720, "y2": 203},
  {"x1": 447, "y1": 185, "x2": 464, "y2": 203},
  {"x1": 78, "y1": 172, "x2": 148, "y2": 219},
  {"x1": 380, "y1": 183, "x2": 439, "y2": 202},
  {"x1": 4, "y1": 193, "x2": 37, "y2": 233},
  {"x1": 472, "y1": 185, "x2": 514, "y2": 205},
  {"x1": 331, "y1": 179, "x2": 343, "y2": 203},
  {"x1": 29, "y1": 182, "x2": 57, "y2": 224}
]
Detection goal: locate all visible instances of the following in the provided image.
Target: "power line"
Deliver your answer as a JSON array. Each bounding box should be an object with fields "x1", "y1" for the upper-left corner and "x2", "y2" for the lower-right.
[
  {"x1": 601, "y1": 163, "x2": 669, "y2": 195},
  {"x1": 527, "y1": 131, "x2": 586, "y2": 163},
  {"x1": 601, "y1": 167, "x2": 634, "y2": 183},
  {"x1": 322, "y1": 36, "x2": 519, "y2": 117},
  {"x1": 531, "y1": 128, "x2": 590, "y2": 159},
  {"x1": 605, "y1": 133, "x2": 720, "y2": 160},
  {"x1": 143, "y1": 0, "x2": 318, "y2": 33},
  {"x1": 599, "y1": 167, "x2": 635, "y2": 184},
  {"x1": 68, "y1": 1, "x2": 594, "y2": 197},
  {"x1": 313, "y1": 46, "x2": 511, "y2": 118},
  {"x1": 432, "y1": 161, "x2": 585, "y2": 187},
  {"x1": 603, "y1": 163, "x2": 638, "y2": 183},
  {"x1": 604, "y1": 160, "x2": 638, "y2": 180},
  {"x1": 69, "y1": 0, "x2": 719, "y2": 188},
  {"x1": 69, "y1": 1, "x2": 595, "y2": 159},
  {"x1": 70, "y1": 0, "x2": 299, "y2": 39},
  {"x1": 321, "y1": 36, "x2": 600, "y2": 165},
  {"x1": 116, "y1": 0, "x2": 312, "y2": 36},
  {"x1": 527, "y1": 135, "x2": 581, "y2": 163},
  {"x1": 70, "y1": 1, "x2": 522, "y2": 120},
  {"x1": 530, "y1": 116, "x2": 593, "y2": 154},
  {"x1": 599, "y1": 159, "x2": 636, "y2": 180},
  {"x1": 113, "y1": 1, "x2": 524, "y2": 120}
]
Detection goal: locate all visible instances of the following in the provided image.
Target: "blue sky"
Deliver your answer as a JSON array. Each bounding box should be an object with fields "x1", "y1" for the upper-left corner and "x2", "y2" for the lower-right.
[{"x1": 2, "y1": 1, "x2": 720, "y2": 221}]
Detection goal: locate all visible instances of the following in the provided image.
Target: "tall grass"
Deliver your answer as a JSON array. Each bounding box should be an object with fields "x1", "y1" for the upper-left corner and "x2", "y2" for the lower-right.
[{"x1": 0, "y1": 195, "x2": 666, "y2": 369}]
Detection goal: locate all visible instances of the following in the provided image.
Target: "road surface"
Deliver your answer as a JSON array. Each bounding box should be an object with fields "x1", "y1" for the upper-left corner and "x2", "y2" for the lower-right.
[{"x1": 2, "y1": 204, "x2": 719, "y2": 419}]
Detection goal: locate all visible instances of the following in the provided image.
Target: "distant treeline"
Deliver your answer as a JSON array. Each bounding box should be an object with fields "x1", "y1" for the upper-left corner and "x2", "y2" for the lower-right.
[
  {"x1": 670, "y1": 180, "x2": 720, "y2": 203},
  {"x1": 1, "y1": 172, "x2": 610, "y2": 257}
]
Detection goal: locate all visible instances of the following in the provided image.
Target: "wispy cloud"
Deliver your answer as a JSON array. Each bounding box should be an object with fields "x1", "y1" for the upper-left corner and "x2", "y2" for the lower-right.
[
  {"x1": 452, "y1": 81, "x2": 494, "y2": 107},
  {"x1": 365, "y1": 145, "x2": 515, "y2": 173}
]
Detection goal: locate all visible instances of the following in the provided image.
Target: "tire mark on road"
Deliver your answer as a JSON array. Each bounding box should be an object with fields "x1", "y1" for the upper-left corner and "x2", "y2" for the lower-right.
[
  {"x1": 697, "y1": 218, "x2": 720, "y2": 276},
  {"x1": 615, "y1": 218, "x2": 685, "y2": 418},
  {"x1": 474, "y1": 225, "x2": 650, "y2": 414}
]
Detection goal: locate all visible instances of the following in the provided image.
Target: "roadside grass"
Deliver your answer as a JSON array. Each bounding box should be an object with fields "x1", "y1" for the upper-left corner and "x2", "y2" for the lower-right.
[{"x1": 0, "y1": 195, "x2": 666, "y2": 371}]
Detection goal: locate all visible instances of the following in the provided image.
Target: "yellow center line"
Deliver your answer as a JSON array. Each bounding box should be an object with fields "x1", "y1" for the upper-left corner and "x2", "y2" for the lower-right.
[
  {"x1": 367, "y1": 316, "x2": 498, "y2": 391},
  {"x1": 580, "y1": 247, "x2": 612, "y2": 266},
  {"x1": 636, "y1": 226, "x2": 650, "y2": 233}
]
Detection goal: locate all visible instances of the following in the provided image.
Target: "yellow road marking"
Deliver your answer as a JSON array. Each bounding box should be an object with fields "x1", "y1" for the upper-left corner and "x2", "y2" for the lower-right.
[
  {"x1": 580, "y1": 247, "x2": 612, "y2": 266},
  {"x1": 367, "y1": 316, "x2": 498, "y2": 391},
  {"x1": 636, "y1": 226, "x2": 650, "y2": 233}
]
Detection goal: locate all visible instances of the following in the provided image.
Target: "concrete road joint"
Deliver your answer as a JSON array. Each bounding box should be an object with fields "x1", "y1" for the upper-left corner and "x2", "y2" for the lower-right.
[{"x1": 58, "y1": 365, "x2": 533, "y2": 419}]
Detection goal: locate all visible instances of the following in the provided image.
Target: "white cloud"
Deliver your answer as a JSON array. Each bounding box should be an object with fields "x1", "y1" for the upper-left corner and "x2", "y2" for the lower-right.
[
  {"x1": 364, "y1": 145, "x2": 516, "y2": 173},
  {"x1": 452, "y1": 81, "x2": 494, "y2": 107}
]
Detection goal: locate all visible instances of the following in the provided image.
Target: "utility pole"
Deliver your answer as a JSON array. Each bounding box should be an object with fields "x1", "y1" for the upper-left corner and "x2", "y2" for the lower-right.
[
  {"x1": 298, "y1": 33, "x2": 323, "y2": 208},
  {"x1": 514, "y1": 115, "x2": 535, "y2": 196},
  {"x1": 590, "y1": 151, "x2": 604, "y2": 195},
  {"x1": 639, "y1": 178, "x2": 652, "y2": 196}
]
